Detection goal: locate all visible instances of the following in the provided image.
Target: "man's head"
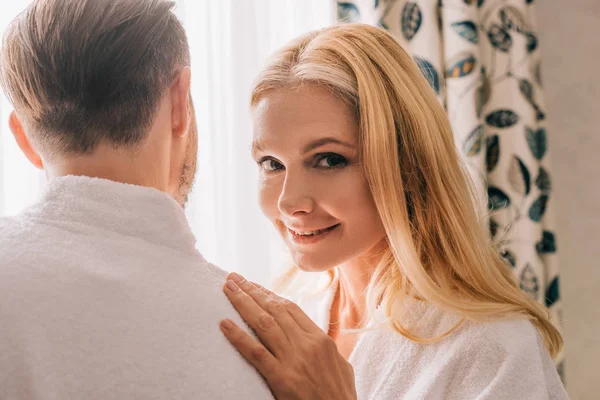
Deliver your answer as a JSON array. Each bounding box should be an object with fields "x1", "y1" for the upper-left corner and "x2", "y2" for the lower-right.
[{"x1": 0, "y1": 0, "x2": 198, "y2": 206}]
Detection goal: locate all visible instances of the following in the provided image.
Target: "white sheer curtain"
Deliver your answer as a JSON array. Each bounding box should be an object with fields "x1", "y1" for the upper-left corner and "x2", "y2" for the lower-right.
[
  {"x1": 0, "y1": 0, "x2": 334, "y2": 284},
  {"x1": 178, "y1": 0, "x2": 334, "y2": 283},
  {"x1": 0, "y1": 1, "x2": 47, "y2": 217}
]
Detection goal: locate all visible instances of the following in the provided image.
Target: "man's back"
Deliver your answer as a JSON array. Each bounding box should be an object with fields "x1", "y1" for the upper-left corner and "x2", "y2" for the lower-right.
[{"x1": 0, "y1": 176, "x2": 273, "y2": 399}]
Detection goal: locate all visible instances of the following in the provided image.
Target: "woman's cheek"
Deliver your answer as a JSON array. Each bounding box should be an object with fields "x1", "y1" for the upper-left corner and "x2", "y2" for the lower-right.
[
  {"x1": 317, "y1": 169, "x2": 364, "y2": 209},
  {"x1": 258, "y1": 178, "x2": 282, "y2": 219}
]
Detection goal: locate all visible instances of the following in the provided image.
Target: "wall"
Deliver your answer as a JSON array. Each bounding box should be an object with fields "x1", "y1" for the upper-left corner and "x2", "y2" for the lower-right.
[{"x1": 536, "y1": 1, "x2": 600, "y2": 398}]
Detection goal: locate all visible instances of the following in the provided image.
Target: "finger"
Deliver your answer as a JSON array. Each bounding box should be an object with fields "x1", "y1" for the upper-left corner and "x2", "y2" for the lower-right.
[
  {"x1": 249, "y1": 280, "x2": 321, "y2": 334},
  {"x1": 227, "y1": 273, "x2": 302, "y2": 337},
  {"x1": 229, "y1": 273, "x2": 321, "y2": 335},
  {"x1": 223, "y1": 279, "x2": 289, "y2": 355},
  {"x1": 279, "y1": 293, "x2": 322, "y2": 334},
  {"x1": 220, "y1": 319, "x2": 281, "y2": 381}
]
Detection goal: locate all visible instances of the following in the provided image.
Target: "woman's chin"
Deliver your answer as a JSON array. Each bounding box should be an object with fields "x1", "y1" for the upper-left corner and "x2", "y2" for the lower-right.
[
  {"x1": 293, "y1": 256, "x2": 338, "y2": 273},
  {"x1": 296, "y1": 264, "x2": 331, "y2": 273}
]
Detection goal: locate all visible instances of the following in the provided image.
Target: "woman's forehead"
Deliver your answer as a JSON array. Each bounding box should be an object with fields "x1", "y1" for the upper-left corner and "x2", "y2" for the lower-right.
[{"x1": 251, "y1": 85, "x2": 358, "y2": 147}]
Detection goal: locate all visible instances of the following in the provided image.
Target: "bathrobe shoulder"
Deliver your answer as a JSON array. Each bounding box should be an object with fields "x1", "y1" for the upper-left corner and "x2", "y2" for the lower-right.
[{"x1": 0, "y1": 176, "x2": 273, "y2": 400}]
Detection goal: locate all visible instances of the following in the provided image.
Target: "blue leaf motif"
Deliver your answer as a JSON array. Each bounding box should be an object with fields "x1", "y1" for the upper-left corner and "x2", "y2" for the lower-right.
[
  {"x1": 402, "y1": 3, "x2": 422, "y2": 40},
  {"x1": 545, "y1": 276, "x2": 560, "y2": 307},
  {"x1": 478, "y1": 0, "x2": 485, "y2": 6},
  {"x1": 488, "y1": 186, "x2": 511, "y2": 211},
  {"x1": 446, "y1": 52, "x2": 477, "y2": 78},
  {"x1": 536, "y1": 230, "x2": 557, "y2": 255},
  {"x1": 501, "y1": 250, "x2": 517, "y2": 267},
  {"x1": 486, "y1": 135, "x2": 500, "y2": 172},
  {"x1": 519, "y1": 79, "x2": 534, "y2": 103},
  {"x1": 488, "y1": 24, "x2": 512, "y2": 52},
  {"x1": 525, "y1": 32, "x2": 538, "y2": 53},
  {"x1": 526, "y1": 127, "x2": 547, "y2": 160},
  {"x1": 534, "y1": 61, "x2": 543, "y2": 86},
  {"x1": 414, "y1": 57, "x2": 440, "y2": 94},
  {"x1": 500, "y1": 6, "x2": 528, "y2": 33},
  {"x1": 476, "y1": 69, "x2": 491, "y2": 118},
  {"x1": 535, "y1": 107, "x2": 546, "y2": 121},
  {"x1": 508, "y1": 156, "x2": 531, "y2": 196},
  {"x1": 464, "y1": 124, "x2": 484, "y2": 156},
  {"x1": 535, "y1": 167, "x2": 551, "y2": 193},
  {"x1": 337, "y1": 2, "x2": 360, "y2": 23},
  {"x1": 375, "y1": 0, "x2": 379, "y2": 8},
  {"x1": 486, "y1": 110, "x2": 519, "y2": 128},
  {"x1": 520, "y1": 264, "x2": 539, "y2": 300},
  {"x1": 529, "y1": 194, "x2": 549, "y2": 222},
  {"x1": 451, "y1": 21, "x2": 479, "y2": 44},
  {"x1": 489, "y1": 217, "x2": 499, "y2": 238}
]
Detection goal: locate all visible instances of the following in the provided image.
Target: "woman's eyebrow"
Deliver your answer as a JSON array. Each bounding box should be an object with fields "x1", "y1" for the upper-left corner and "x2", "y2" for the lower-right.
[
  {"x1": 302, "y1": 137, "x2": 356, "y2": 154},
  {"x1": 251, "y1": 137, "x2": 356, "y2": 158}
]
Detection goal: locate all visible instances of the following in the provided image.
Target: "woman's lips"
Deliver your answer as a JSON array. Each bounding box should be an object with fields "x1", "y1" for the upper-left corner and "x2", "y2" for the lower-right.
[{"x1": 287, "y1": 224, "x2": 340, "y2": 245}]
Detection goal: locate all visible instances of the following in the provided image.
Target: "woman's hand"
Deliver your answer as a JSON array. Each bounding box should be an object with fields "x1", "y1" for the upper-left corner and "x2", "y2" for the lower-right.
[{"x1": 220, "y1": 273, "x2": 357, "y2": 400}]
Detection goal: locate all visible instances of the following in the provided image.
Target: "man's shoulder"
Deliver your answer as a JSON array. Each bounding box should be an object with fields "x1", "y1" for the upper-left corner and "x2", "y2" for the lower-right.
[
  {"x1": 0, "y1": 214, "x2": 35, "y2": 247},
  {"x1": 0, "y1": 214, "x2": 25, "y2": 227},
  {"x1": 204, "y1": 262, "x2": 228, "y2": 280}
]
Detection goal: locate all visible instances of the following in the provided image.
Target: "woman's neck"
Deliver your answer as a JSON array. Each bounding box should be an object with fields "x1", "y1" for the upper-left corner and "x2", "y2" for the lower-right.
[
  {"x1": 331, "y1": 240, "x2": 387, "y2": 332},
  {"x1": 334, "y1": 266, "x2": 370, "y2": 329}
]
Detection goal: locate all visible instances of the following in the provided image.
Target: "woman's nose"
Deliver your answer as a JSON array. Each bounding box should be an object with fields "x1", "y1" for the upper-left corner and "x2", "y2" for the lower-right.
[{"x1": 277, "y1": 171, "x2": 315, "y2": 217}]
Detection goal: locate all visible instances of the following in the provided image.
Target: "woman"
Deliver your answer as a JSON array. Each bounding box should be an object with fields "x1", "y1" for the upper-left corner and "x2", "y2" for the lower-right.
[{"x1": 220, "y1": 24, "x2": 568, "y2": 399}]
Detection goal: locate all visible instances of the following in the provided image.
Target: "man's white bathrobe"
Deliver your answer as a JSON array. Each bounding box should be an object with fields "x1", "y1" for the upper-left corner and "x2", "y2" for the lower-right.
[{"x1": 0, "y1": 176, "x2": 273, "y2": 399}]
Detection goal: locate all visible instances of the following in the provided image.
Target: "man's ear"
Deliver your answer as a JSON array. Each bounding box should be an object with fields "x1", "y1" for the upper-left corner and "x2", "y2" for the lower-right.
[
  {"x1": 9, "y1": 111, "x2": 43, "y2": 170},
  {"x1": 170, "y1": 66, "x2": 192, "y2": 138}
]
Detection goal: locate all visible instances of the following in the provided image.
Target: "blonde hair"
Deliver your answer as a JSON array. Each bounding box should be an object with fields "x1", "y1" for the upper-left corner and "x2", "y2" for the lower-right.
[{"x1": 251, "y1": 24, "x2": 562, "y2": 357}]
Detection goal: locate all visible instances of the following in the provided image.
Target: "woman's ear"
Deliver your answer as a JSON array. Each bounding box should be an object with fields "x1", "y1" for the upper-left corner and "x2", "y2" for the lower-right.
[{"x1": 9, "y1": 111, "x2": 44, "y2": 170}]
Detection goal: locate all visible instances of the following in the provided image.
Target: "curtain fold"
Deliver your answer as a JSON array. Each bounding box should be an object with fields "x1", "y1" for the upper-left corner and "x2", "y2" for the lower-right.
[{"x1": 336, "y1": 0, "x2": 564, "y2": 375}]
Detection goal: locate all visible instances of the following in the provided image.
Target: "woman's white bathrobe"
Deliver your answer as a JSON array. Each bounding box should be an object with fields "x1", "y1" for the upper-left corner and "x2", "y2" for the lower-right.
[{"x1": 295, "y1": 275, "x2": 568, "y2": 400}]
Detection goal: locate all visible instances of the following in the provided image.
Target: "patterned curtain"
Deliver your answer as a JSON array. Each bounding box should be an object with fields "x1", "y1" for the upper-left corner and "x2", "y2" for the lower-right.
[{"x1": 336, "y1": 0, "x2": 564, "y2": 375}]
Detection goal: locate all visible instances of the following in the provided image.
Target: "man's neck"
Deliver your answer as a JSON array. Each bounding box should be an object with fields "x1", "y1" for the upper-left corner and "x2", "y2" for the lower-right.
[
  {"x1": 36, "y1": 175, "x2": 198, "y2": 255},
  {"x1": 45, "y1": 143, "x2": 169, "y2": 193}
]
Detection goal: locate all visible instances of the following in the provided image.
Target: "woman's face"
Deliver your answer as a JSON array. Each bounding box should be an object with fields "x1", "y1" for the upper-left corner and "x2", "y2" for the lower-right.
[{"x1": 252, "y1": 84, "x2": 386, "y2": 272}]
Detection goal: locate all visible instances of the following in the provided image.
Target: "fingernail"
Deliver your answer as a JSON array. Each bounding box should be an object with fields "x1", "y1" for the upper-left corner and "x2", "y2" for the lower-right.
[
  {"x1": 221, "y1": 319, "x2": 233, "y2": 331},
  {"x1": 226, "y1": 280, "x2": 240, "y2": 292},
  {"x1": 229, "y1": 273, "x2": 244, "y2": 283}
]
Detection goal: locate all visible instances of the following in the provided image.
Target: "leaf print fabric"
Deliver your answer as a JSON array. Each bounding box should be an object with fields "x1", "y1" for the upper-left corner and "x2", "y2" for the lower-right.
[{"x1": 335, "y1": 0, "x2": 565, "y2": 376}]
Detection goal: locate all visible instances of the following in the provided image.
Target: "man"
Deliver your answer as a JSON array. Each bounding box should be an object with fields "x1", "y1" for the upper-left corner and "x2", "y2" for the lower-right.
[{"x1": 0, "y1": 0, "x2": 272, "y2": 398}]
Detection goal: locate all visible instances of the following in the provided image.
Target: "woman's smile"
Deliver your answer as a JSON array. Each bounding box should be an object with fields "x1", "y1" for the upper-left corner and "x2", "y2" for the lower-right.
[{"x1": 286, "y1": 223, "x2": 341, "y2": 245}]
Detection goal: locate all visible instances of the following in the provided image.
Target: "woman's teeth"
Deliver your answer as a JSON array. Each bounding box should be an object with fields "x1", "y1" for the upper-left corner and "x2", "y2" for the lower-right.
[
  {"x1": 294, "y1": 230, "x2": 323, "y2": 236},
  {"x1": 291, "y1": 226, "x2": 337, "y2": 236}
]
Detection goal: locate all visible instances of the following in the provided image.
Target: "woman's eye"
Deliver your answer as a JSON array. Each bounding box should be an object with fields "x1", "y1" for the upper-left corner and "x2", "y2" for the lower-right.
[
  {"x1": 259, "y1": 158, "x2": 284, "y2": 172},
  {"x1": 316, "y1": 154, "x2": 348, "y2": 169}
]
